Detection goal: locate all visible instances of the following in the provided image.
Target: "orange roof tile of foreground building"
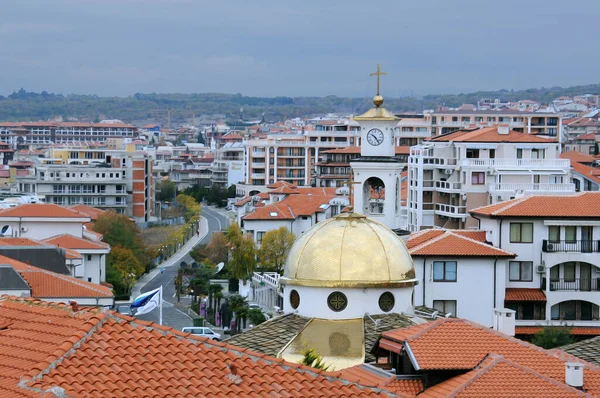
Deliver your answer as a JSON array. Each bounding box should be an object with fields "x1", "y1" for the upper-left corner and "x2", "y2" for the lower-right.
[
  {"x1": 470, "y1": 192, "x2": 600, "y2": 218},
  {"x1": 406, "y1": 229, "x2": 514, "y2": 257},
  {"x1": 0, "y1": 296, "x2": 388, "y2": 397}
]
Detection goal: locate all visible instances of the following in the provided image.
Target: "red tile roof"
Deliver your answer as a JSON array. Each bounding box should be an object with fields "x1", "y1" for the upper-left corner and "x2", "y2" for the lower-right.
[
  {"x1": 69, "y1": 204, "x2": 106, "y2": 220},
  {"x1": 0, "y1": 204, "x2": 89, "y2": 219},
  {"x1": 407, "y1": 229, "x2": 514, "y2": 257},
  {"x1": 429, "y1": 126, "x2": 558, "y2": 143},
  {"x1": 561, "y1": 150, "x2": 597, "y2": 164},
  {"x1": 1, "y1": 256, "x2": 112, "y2": 298},
  {"x1": 505, "y1": 288, "x2": 546, "y2": 302},
  {"x1": 336, "y1": 365, "x2": 423, "y2": 397},
  {"x1": 470, "y1": 192, "x2": 600, "y2": 218},
  {"x1": 570, "y1": 160, "x2": 600, "y2": 185},
  {"x1": 242, "y1": 192, "x2": 338, "y2": 221},
  {"x1": 266, "y1": 180, "x2": 297, "y2": 189},
  {"x1": 0, "y1": 296, "x2": 386, "y2": 397},
  {"x1": 0, "y1": 237, "x2": 82, "y2": 259},
  {"x1": 516, "y1": 327, "x2": 600, "y2": 336},
  {"x1": 42, "y1": 234, "x2": 110, "y2": 250},
  {"x1": 419, "y1": 354, "x2": 586, "y2": 398}
]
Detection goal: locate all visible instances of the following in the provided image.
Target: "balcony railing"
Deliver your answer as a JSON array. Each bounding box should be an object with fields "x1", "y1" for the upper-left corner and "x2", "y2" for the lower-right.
[
  {"x1": 461, "y1": 158, "x2": 570, "y2": 168},
  {"x1": 434, "y1": 203, "x2": 467, "y2": 217},
  {"x1": 542, "y1": 278, "x2": 600, "y2": 291},
  {"x1": 435, "y1": 181, "x2": 462, "y2": 191},
  {"x1": 542, "y1": 240, "x2": 600, "y2": 253},
  {"x1": 489, "y1": 183, "x2": 575, "y2": 193}
]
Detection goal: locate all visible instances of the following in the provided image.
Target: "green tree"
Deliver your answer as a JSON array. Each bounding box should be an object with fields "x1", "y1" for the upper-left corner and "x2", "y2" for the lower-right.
[
  {"x1": 299, "y1": 344, "x2": 330, "y2": 371},
  {"x1": 197, "y1": 132, "x2": 205, "y2": 144},
  {"x1": 228, "y1": 294, "x2": 249, "y2": 333},
  {"x1": 248, "y1": 308, "x2": 266, "y2": 326},
  {"x1": 204, "y1": 232, "x2": 229, "y2": 265},
  {"x1": 531, "y1": 325, "x2": 574, "y2": 349},
  {"x1": 107, "y1": 245, "x2": 144, "y2": 293},
  {"x1": 156, "y1": 179, "x2": 177, "y2": 202},
  {"x1": 93, "y1": 212, "x2": 143, "y2": 255},
  {"x1": 229, "y1": 236, "x2": 257, "y2": 280},
  {"x1": 258, "y1": 227, "x2": 295, "y2": 273}
]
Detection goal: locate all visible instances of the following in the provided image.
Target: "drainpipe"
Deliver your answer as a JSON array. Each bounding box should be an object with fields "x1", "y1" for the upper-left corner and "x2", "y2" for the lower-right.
[
  {"x1": 498, "y1": 218, "x2": 504, "y2": 249},
  {"x1": 18, "y1": 216, "x2": 22, "y2": 237},
  {"x1": 493, "y1": 257, "x2": 498, "y2": 309},
  {"x1": 422, "y1": 257, "x2": 427, "y2": 306}
]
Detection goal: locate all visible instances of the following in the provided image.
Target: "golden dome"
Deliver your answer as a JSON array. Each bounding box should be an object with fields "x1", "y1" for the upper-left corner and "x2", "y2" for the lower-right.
[
  {"x1": 281, "y1": 212, "x2": 415, "y2": 288},
  {"x1": 372, "y1": 95, "x2": 384, "y2": 107}
]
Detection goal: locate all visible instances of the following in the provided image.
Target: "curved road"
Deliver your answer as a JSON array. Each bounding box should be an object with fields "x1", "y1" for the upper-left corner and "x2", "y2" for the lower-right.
[{"x1": 135, "y1": 206, "x2": 231, "y2": 329}]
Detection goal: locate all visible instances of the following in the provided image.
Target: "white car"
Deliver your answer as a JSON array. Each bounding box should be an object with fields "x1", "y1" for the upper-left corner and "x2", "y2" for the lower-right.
[{"x1": 181, "y1": 326, "x2": 221, "y2": 341}]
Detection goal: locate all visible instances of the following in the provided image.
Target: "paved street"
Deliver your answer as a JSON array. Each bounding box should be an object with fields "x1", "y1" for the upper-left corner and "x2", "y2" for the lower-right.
[{"x1": 132, "y1": 206, "x2": 232, "y2": 330}]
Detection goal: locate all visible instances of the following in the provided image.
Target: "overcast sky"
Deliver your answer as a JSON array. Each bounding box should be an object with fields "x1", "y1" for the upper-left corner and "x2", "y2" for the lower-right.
[{"x1": 1, "y1": 0, "x2": 598, "y2": 97}]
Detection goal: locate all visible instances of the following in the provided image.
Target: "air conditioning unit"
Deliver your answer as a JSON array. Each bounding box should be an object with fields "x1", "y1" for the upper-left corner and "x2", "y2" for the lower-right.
[
  {"x1": 486, "y1": 170, "x2": 494, "y2": 175},
  {"x1": 444, "y1": 169, "x2": 453, "y2": 175},
  {"x1": 536, "y1": 265, "x2": 545, "y2": 273},
  {"x1": 20, "y1": 227, "x2": 28, "y2": 232}
]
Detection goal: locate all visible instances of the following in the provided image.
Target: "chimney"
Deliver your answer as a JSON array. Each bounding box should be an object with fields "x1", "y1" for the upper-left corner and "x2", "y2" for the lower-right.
[
  {"x1": 69, "y1": 301, "x2": 79, "y2": 313},
  {"x1": 493, "y1": 308, "x2": 515, "y2": 336},
  {"x1": 565, "y1": 362, "x2": 584, "y2": 389},
  {"x1": 497, "y1": 124, "x2": 510, "y2": 135}
]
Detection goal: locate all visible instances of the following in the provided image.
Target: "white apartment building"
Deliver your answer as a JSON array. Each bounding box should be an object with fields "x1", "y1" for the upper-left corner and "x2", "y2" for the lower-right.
[
  {"x1": 472, "y1": 192, "x2": 600, "y2": 336},
  {"x1": 211, "y1": 133, "x2": 244, "y2": 188},
  {"x1": 407, "y1": 126, "x2": 573, "y2": 232},
  {"x1": 0, "y1": 122, "x2": 138, "y2": 146}
]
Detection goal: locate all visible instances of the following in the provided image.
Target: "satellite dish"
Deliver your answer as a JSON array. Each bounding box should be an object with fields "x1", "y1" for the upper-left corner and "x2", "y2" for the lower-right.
[
  {"x1": 216, "y1": 262, "x2": 225, "y2": 272},
  {"x1": 0, "y1": 225, "x2": 12, "y2": 236}
]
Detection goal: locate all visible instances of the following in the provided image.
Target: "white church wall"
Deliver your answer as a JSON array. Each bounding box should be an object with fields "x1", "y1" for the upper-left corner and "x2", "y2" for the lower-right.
[{"x1": 282, "y1": 284, "x2": 414, "y2": 320}]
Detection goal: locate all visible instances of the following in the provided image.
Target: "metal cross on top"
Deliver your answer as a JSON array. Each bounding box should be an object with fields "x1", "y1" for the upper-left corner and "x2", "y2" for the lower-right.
[{"x1": 369, "y1": 64, "x2": 386, "y2": 96}]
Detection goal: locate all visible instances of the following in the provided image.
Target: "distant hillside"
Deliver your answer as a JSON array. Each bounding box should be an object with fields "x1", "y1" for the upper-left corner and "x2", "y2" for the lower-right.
[{"x1": 1, "y1": 83, "x2": 599, "y2": 125}]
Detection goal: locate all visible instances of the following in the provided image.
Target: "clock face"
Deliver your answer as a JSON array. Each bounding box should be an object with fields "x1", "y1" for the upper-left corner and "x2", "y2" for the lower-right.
[{"x1": 366, "y1": 128, "x2": 384, "y2": 146}]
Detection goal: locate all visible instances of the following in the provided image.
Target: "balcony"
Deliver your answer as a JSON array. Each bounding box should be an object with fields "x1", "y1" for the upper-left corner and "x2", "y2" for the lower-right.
[
  {"x1": 542, "y1": 240, "x2": 600, "y2": 253},
  {"x1": 252, "y1": 162, "x2": 266, "y2": 168},
  {"x1": 489, "y1": 183, "x2": 575, "y2": 193},
  {"x1": 434, "y1": 203, "x2": 466, "y2": 218},
  {"x1": 252, "y1": 151, "x2": 266, "y2": 157},
  {"x1": 435, "y1": 181, "x2": 462, "y2": 192},
  {"x1": 251, "y1": 173, "x2": 266, "y2": 179},
  {"x1": 461, "y1": 158, "x2": 570, "y2": 168},
  {"x1": 542, "y1": 278, "x2": 600, "y2": 292}
]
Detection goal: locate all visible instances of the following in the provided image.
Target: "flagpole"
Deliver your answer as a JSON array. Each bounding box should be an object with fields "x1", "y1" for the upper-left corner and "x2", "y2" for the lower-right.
[{"x1": 159, "y1": 285, "x2": 163, "y2": 325}]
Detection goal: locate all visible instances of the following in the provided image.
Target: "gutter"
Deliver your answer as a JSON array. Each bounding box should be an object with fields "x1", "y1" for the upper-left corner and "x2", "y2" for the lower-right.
[
  {"x1": 404, "y1": 342, "x2": 420, "y2": 371},
  {"x1": 493, "y1": 257, "x2": 498, "y2": 309},
  {"x1": 422, "y1": 256, "x2": 427, "y2": 307}
]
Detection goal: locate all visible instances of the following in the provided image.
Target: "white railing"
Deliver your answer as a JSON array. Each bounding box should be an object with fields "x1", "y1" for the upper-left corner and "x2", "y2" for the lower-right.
[
  {"x1": 247, "y1": 140, "x2": 351, "y2": 148},
  {"x1": 462, "y1": 158, "x2": 570, "y2": 168},
  {"x1": 252, "y1": 151, "x2": 266, "y2": 157},
  {"x1": 489, "y1": 183, "x2": 576, "y2": 192},
  {"x1": 252, "y1": 272, "x2": 280, "y2": 289},
  {"x1": 435, "y1": 181, "x2": 462, "y2": 191},
  {"x1": 435, "y1": 203, "x2": 467, "y2": 217},
  {"x1": 251, "y1": 173, "x2": 266, "y2": 179},
  {"x1": 252, "y1": 163, "x2": 266, "y2": 168}
]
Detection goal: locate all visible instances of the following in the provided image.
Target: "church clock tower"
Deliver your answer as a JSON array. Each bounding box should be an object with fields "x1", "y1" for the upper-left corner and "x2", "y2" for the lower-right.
[{"x1": 350, "y1": 65, "x2": 405, "y2": 230}]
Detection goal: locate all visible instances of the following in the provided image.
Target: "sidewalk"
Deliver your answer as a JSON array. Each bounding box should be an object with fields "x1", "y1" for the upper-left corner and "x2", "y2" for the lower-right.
[{"x1": 130, "y1": 216, "x2": 209, "y2": 301}]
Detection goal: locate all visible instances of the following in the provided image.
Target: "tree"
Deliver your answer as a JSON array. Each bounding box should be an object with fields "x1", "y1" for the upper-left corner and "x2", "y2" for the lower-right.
[
  {"x1": 248, "y1": 308, "x2": 266, "y2": 326},
  {"x1": 531, "y1": 325, "x2": 574, "y2": 349},
  {"x1": 197, "y1": 132, "x2": 205, "y2": 144},
  {"x1": 93, "y1": 212, "x2": 143, "y2": 255},
  {"x1": 299, "y1": 345, "x2": 330, "y2": 371},
  {"x1": 258, "y1": 227, "x2": 295, "y2": 273},
  {"x1": 107, "y1": 246, "x2": 144, "y2": 293},
  {"x1": 229, "y1": 235, "x2": 257, "y2": 280},
  {"x1": 204, "y1": 232, "x2": 229, "y2": 265},
  {"x1": 156, "y1": 179, "x2": 177, "y2": 202},
  {"x1": 228, "y1": 294, "x2": 250, "y2": 333}
]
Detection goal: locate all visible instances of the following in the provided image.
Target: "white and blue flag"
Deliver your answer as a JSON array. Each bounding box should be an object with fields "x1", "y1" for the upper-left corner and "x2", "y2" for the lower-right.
[{"x1": 131, "y1": 287, "x2": 161, "y2": 316}]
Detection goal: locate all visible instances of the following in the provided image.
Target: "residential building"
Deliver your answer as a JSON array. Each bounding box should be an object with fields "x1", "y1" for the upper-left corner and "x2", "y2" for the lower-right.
[
  {"x1": 407, "y1": 126, "x2": 572, "y2": 231},
  {"x1": 472, "y1": 193, "x2": 600, "y2": 335},
  {"x1": 0, "y1": 141, "x2": 15, "y2": 165},
  {"x1": 170, "y1": 156, "x2": 213, "y2": 190},
  {"x1": 563, "y1": 118, "x2": 600, "y2": 143},
  {"x1": 564, "y1": 132, "x2": 598, "y2": 155},
  {"x1": 211, "y1": 132, "x2": 244, "y2": 188},
  {"x1": 0, "y1": 121, "x2": 138, "y2": 146},
  {"x1": 408, "y1": 229, "x2": 515, "y2": 327}
]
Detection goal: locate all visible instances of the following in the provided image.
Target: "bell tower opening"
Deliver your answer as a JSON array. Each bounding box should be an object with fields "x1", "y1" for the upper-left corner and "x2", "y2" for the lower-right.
[{"x1": 363, "y1": 177, "x2": 385, "y2": 215}]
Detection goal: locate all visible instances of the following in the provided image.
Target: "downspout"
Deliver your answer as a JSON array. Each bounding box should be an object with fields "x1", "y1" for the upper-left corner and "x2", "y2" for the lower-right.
[
  {"x1": 493, "y1": 257, "x2": 498, "y2": 310},
  {"x1": 18, "y1": 216, "x2": 22, "y2": 237},
  {"x1": 422, "y1": 257, "x2": 427, "y2": 306},
  {"x1": 471, "y1": 214, "x2": 481, "y2": 230},
  {"x1": 498, "y1": 218, "x2": 504, "y2": 249}
]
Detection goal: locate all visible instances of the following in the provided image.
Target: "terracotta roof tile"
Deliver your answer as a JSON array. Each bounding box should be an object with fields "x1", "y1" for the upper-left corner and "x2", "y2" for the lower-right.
[
  {"x1": 0, "y1": 237, "x2": 82, "y2": 259},
  {"x1": 1, "y1": 256, "x2": 113, "y2": 298},
  {"x1": 407, "y1": 230, "x2": 513, "y2": 257},
  {"x1": 505, "y1": 288, "x2": 547, "y2": 302},
  {"x1": 0, "y1": 297, "x2": 386, "y2": 397},
  {"x1": 42, "y1": 234, "x2": 110, "y2": 250},
  {"x1": 242, "y1": 193, "x2": 337, "y2": 221},
  {"x1": 429, "y1": 126, "x2": 558, "y2": 143},
  {"x1": 336, "y1": 365, "x2": 423, "y2": 397},
  {"x1": 516, "y1": 327, "x2": 600, "y2": 336},
  {"x1": 419, "y1": 354, "x2": 586, "y2": 398},
  {"x1": 69, "y1": 205, "x2": 106, "y2": 220},
  {"x1": 0, "y1": 204, "x2": 89, "y2": 219},
  {"x1": 561, "y1": 150, "x2": 597, "y2": 164},
  {"x1": 570, "y1": 160, "x2": 600, "y2": 185},
  {"x1": 266, "y1": 180, "x2": 297, "y2": 189},
  {"x1": 470, "y1": 192, "x2": 600, "y2": 218}
]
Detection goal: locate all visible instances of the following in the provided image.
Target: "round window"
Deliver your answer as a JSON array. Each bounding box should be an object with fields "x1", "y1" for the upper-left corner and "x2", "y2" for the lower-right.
[
  {"x1": 327, "y1": 291, "x2": 348, "y2": 312},
  {"x1": 378, "y1": 292, "x2": 395, "y2": 313},
  {"x1": 290, "y1": 289, "x2": 300, "y2": 309}
]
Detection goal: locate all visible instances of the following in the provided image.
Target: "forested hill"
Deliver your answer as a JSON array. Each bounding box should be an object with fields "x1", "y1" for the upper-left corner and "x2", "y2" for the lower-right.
[{"x1": 1, "y1": 83, "x2": 599, "y2": 124}]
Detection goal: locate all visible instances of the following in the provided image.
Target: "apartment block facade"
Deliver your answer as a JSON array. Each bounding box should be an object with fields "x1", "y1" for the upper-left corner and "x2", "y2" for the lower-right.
[{"x1": 0, "y1": 122, "x2": 138, "y2": 146}]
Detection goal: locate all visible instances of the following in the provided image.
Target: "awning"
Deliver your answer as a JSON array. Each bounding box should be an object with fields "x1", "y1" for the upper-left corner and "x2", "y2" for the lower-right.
[
  {"x1": 379, "y1": 338, "x2": 403, "y2": 354},
  {"x1": 505, "y1": 288, "x2": 546, "y2": 302},
  {"x1": 516, "y1": 327, "x2": 600, "y2": 336}
]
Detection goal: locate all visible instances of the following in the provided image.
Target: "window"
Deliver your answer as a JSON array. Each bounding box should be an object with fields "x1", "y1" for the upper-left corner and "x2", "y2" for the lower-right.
[
  {"x1": 489, "y1": 149, "x2": 496, "y2": 159},
  {"x1": 433, "y1": 261, "x2": 457, "y2": 282},
  {"x1": 510, "y1": 223, "x2": 533, "y2": 243},
  {"x1": 256, "y1": 231, "x2": 265, "y2": 244},
  {"x1": 327, "y1": 291, "x2": 348, "y2": 312},
  {"x1": 565, "y1": 226, "x2": 576, "y2": 243},
  {"x1": 87, "y1": 255, "x2": 92, "y2": 261},
  {"x1": 548, "y1": 226, "x2": 560, "y2": 242},
  {"x1": 433, "y1": 300, "x2": 456, "y2": 316},
  {"x1": 516, "y1": 149, "x2": 523, "y2": 159},
  {"x1": 564, "y1": 262, "x2": 576, "y2": 282},
  {"x1": 550, "y1": 266, "x2": 559, "y2": 281},
  {"x1": 378, "y1": 292, "x2": 395, "y2": 312},
  {"x1": 471, "y1": 172, "x2": 485, "y2": 185},
  {"x1": 509, "y1": 261, "x2": 533, "y2": 281},
  {"x1": 551, "y1": 301, "x2": 598, "y2": 321},
  {"x1": 290, "y1": 290, "x2": 300, "y2": 309},
  {"x1": 466, "y1": 149, "x2": 479, "y2": 159}
]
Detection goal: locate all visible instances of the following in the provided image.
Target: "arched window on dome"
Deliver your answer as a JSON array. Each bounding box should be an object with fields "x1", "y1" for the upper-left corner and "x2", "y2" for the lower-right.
[
  {"x1": 363, "y1": 177, "x2": 385, "y2": 215},
  {"x1": 327, "y1": 292, "x2": 348, "y2": 312}
]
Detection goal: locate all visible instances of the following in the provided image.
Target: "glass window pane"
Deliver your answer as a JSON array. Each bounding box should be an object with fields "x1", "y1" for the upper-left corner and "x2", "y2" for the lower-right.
[
  {"x1": 446, "y1": 262, "x2": 457, "y2": 281},
  {"x1": 550, "y1": 266, "x2": 559, "y2": 280},
  {"x1": 565, "y1": 226, "x2": 576, "y2": 242},
  {"x1": 433, "y1": 300, "x2": 444, "y2": 312},
  {"x1": 564, "y1": 263, "x2": 576, "y2": 281},
  {"x1": 433, "y1": 262, "x2": 444, "y2": 281},
  {"x1": 509, "y1": 262, "x2": 520, "y2": 280},
  {"x1": 549, "y1": 226, "x2": 560, "y2": 242},
  {"x1": 521, "y1": 262, "x2": 533, "y2": 281},
  {"x1": 551, "y1": 304, "x2": 560, "y2": 320},
  {"x1": 521, "y1": 224, "x2": 533, "y2": 243},
  {"x1": 562, "y1": 301, "x2": 576, "y2": 320},
  {"x1": 446, "y1": 301, "x2": 457, "y2": 316},
  {"x1": 510, "y1": 224, "x2": 521, "y2": 242}
]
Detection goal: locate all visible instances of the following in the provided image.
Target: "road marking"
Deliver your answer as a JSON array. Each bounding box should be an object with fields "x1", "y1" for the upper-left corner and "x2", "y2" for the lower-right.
[{"x1": 203, "y1": 208, "x2": 222, "y2": 231}]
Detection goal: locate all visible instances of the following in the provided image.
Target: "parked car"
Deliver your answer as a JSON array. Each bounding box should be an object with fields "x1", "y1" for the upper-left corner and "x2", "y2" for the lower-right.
[
  {"x1": 181, "y1": 327, "x2": 221, "y2": 341},
  {"x1": 117, "y1": 305, "x2": 132, "y2": 316}
]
